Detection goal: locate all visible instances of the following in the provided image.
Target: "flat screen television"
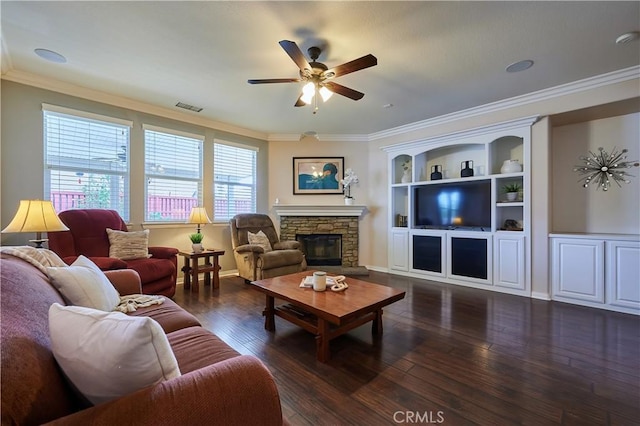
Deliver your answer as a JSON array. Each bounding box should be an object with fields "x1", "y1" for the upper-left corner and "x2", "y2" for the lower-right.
[{"x1": 413, "y1": 179, "x2": 491, "y2": 230}]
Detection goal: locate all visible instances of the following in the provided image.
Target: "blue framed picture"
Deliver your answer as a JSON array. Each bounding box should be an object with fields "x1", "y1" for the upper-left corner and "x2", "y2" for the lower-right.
[{"x1": 293, "y1": 157, "x2": 344, "y2": 195}]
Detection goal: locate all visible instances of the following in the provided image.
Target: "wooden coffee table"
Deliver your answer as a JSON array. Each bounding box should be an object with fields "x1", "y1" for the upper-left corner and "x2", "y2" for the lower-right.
[{"x1": 250, "y1": 271, "x2": 406, "y2": 362}]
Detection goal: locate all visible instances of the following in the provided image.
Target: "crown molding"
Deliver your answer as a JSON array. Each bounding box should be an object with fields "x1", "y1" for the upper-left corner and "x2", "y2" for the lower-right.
[
  {"x1": 380, "y1": 115, "x2": 539, "y2": 153},
  {"x1": 4, "y1": 65, "x2": 637, "y2": 143},
  {"x1": 370, "y1": 66, "x2": 640, "y2": 141},
  {"x1": 268, "y1": 133, "x2": 369, "y2": 142},
  {"x1": 1, "y1": 69, "x2": 268, "y2": 141},
  {"x1": 269, "y1": 66, "x2": 639, "y2": 142}
]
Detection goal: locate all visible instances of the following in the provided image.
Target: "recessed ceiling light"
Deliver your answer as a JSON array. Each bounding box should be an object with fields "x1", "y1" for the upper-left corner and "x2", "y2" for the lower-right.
[
  {"x1": 34, "y1": 48, "x2": 67, "y2": 63},
  {"x1": 616, "y1": 31, "x2": 639, "y2": 45},
  {"x1": 506, "y1": 60, "x2": 534, "y2": 73}
]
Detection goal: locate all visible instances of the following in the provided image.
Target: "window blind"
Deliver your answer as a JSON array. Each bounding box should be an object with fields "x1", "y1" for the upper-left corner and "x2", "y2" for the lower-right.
[
  {"x1": 144, "y1": 127, "x2": 203, "y2": 221},
  {"x1": 44, "y1": 109, "x2": 131, "y2": 220},
  {"x1": 214, "y1": 142, "x2": 257, "y2": 221}
]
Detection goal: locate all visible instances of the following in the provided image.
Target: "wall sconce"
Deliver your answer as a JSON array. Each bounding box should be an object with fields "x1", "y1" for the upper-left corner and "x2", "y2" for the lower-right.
[
  {"x1": 573, "y1": 147, "x2": 639, "y2": 191},
  {"x1": 1, "y1": 200, "x2": 69, "y2": 248}
]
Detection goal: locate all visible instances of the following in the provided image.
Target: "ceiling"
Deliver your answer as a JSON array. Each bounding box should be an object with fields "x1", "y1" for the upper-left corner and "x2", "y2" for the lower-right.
[{"x1": 1, "y1": 1, "x2": 639, "y2": 139}]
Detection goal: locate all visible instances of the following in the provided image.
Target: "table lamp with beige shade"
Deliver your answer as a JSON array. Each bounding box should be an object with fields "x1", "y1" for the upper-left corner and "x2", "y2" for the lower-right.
[
  {"x1": 1, "y1": 200, "x2": 69, "y2": 248},
  {"x1": 186, "y1": 206, "x2": 211, "y2": 253}
]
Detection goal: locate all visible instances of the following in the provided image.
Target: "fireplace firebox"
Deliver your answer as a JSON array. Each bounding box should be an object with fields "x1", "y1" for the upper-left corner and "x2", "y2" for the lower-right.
[{"x1": 296, "y1": 234, "x2": 342, "y2": 266}]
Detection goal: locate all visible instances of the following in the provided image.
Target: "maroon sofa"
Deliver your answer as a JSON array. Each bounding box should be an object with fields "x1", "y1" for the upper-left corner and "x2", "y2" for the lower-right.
[
  {"x1": 0, "y1": 253, "x2": 284, "y2": 426},
  {"x1": 48, "y1": 209, "x2": 178, "y2": 297}
]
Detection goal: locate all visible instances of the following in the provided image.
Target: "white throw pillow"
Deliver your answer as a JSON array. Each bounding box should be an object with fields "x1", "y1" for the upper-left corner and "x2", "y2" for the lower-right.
[
  {"x1": 47, "y1": 255, "x2": 120, "y2": 311},
  {"x1": 49, "y1": 303, "x2": 181, "y2": 405},
  {"x1": 106, "y1": 228, "x2": 150, "y2": 260},
  {"x1": 248, "y1": 230, "x2": 272, "y2": 252}
]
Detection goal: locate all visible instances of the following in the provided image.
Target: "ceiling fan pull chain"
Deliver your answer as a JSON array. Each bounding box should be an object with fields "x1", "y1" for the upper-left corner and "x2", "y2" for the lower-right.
[{"x1": 313, "y1": 87, "x2": 319, "y2": 114}]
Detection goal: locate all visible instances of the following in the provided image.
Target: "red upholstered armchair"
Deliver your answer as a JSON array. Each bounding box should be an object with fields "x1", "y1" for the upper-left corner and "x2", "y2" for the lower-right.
[{"x1": 48, "y1": 209, "x2": 178, "y2": 297}]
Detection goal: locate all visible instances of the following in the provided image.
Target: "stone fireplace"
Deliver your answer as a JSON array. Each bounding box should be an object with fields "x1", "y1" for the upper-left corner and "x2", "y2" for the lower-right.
[{"x1": 274, "y1": 205, "x2": 366, "y2": 268}]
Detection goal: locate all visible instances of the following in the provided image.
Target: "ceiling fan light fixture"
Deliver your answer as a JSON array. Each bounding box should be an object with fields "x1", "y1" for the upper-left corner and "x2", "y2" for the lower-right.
[
  {"x1": 319, "y1": 86, "x2": 333, "y2": 102},
  {"x1": 301, "y1": 82, "x2": 315, "y2": 104}
]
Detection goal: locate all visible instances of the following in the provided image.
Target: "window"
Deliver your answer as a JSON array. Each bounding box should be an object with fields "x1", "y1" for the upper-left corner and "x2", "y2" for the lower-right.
[
  {"x1": 44, "y1": 105, "x2": 132, "y2": 220},
  {"x1": 144, "y1": 125, "x2": 203, "y2": 222},
  {"x1": 214, "y1": 142, "x2": 257, "y2": 221}
]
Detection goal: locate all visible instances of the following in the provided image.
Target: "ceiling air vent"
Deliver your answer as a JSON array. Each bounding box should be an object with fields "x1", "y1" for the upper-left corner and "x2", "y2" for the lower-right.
[{"x1": 175, "y1": 102, "x2": 203, "y2": 112}]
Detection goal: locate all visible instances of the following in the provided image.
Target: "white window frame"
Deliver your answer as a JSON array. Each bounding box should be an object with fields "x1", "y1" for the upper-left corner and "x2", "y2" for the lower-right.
[
  {"x1": 213, "y1": 140, "x2": 258, "y2": 222},
  {"x1": 43, "y1": 104, "x2": 132, "y2": 220},
  {"x1": 143, "y1": 124, "x2": 204, "y2": 222}
]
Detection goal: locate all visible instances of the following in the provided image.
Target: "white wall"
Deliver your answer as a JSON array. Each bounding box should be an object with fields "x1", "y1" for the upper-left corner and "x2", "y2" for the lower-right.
[{"x1": 552, "y1": 113, "x2": 640, "y2": 234}]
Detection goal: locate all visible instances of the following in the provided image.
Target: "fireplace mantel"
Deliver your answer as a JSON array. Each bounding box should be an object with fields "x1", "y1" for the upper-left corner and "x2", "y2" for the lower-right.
[{"x1": 273, "y1": 204, "x2": 366, "y2": 217}]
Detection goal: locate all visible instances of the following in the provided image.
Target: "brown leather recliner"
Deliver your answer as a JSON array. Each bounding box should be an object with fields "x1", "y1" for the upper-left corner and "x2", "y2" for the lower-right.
[
  {"x1": 48, "y1": 209, "x2": 178, "y2": 297},
  {"x1": 230, "y1": 213, "x2": 306, "y2": 281}
]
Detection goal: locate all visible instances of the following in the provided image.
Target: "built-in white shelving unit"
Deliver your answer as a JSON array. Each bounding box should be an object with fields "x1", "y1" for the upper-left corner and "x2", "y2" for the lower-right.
[{"x1": 382, "y1": 116, "x2": 538, "y2": 297}]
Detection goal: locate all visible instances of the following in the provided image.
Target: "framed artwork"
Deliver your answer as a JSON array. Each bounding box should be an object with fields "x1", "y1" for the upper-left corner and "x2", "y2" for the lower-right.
[{"x1": 293, "y1": 157, "x2": 344, "y2": 195}]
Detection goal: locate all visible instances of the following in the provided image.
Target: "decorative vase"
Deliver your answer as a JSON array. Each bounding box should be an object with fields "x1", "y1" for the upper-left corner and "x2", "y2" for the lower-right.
[
  {"x1": 506, "y1": 192, "x2": 518, "y2": 202},
  {"x1": 430, "y1": 165, "x2": 443, "y2": 180},
  {"x1": 501, "y1": 159, "x2": 522, "y2": 174},
  {"x1": 192, "y1": 243, "x2": 203, "y2": 253},
  {"x1": 401, "y1": 170, "x2": 411, "y2": 183},
  {"x1": 344, "y1": 197, "x2": 354, "y2": 206},
  {"x1": 460, "y1": 160, "x2": 474, "y2": 178}
]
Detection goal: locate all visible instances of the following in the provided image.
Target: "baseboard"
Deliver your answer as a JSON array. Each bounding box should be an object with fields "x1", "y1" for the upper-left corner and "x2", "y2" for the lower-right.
[{"x1": 531, "y1": 291, "x2": 551, "y2": 300}]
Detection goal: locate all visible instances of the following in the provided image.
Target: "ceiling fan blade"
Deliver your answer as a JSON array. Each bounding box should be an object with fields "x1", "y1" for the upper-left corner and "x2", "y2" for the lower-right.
[
  {"x1": 248, "y1": 78, "x2": 301, "y2": 84},
  {"x1": 323, "y1": 82, "x2": 365, "y2": 100},
  {"x1": 279, "y1": 40, "x2": 312, "y2": 72},
  {"x1": 294, "y1": 94, "x2": 306, "y2": 107},
  {"x1": 323, "y1": 54, "x2": 377, "y2": 79}
]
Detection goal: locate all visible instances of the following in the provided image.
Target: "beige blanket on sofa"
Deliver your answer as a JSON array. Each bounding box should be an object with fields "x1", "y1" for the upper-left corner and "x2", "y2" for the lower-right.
[{"x1": 0, "y1": 246, "x2": 164, "y2": 312}]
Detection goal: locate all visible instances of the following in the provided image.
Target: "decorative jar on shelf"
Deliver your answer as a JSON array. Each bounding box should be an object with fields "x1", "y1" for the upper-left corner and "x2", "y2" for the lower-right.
[
  {"x1": 501, "y1": 159, "x2": 522, "y2": 174},
  {"x1": 460, "y1": 160, "x2": 474, "y2": 178},
  {"x1": 430, "y1": 165, "x2": 443, "y2": 180},
  {"x1": 344, "y1": 197, "x2": 354, "y2": 206}
]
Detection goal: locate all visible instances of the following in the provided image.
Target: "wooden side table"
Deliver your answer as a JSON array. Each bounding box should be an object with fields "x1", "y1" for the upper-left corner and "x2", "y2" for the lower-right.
[{"x1": 178, "y1": 249, "x2": 225, "y2": 293}]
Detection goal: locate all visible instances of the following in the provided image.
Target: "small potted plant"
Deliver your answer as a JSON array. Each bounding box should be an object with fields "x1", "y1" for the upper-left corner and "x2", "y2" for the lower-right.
[
  {"x1": 189, "y1": 233, "x2": 204, "y2": 253},
  {"x1": 503, "y1": 183, "x2": 521, "y2": 202}
]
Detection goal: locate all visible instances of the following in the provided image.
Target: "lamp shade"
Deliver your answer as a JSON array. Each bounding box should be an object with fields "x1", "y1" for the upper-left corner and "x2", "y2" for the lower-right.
[
  {"x1": 187, "y1": 207, "x2": 211, "y2": 225},
  {"x1": 2, "y1": 200, "x2": 69, "y2": 233}
]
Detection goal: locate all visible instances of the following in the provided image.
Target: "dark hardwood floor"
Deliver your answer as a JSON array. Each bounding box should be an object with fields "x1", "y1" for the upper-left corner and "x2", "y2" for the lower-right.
[{"x1": 173, "y1": 271, "x2": 640, "y2": 425}]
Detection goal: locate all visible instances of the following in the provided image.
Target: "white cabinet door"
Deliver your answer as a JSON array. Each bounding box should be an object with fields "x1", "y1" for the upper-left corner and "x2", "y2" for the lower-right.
[
  {"x1": 552, "y1": 238, "x2": 605, "y2": 303},
  {"x1": 607, "y1": 241, "x2": 640, "y2": 310},
  {"x1": 389, "y1": 231, "x2": 409, "y2": 271},
  {"x1": 494, "y1": 234, "x2": 525, "y2": 290}
]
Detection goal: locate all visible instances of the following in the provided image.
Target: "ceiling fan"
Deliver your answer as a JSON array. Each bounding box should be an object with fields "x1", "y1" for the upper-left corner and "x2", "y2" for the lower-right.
[{"x1": 248, "y1": 40, "x2": 377, "y2": 113}]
